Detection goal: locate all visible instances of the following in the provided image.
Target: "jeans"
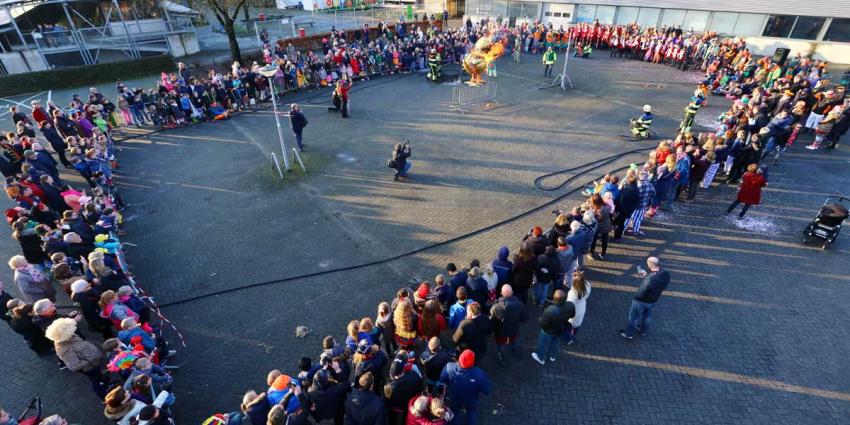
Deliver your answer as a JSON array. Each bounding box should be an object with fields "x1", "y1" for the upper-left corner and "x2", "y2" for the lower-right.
[
  {"x1": 726, "y1": 200, "x2": 751, "y2": 218},
  {"x1": 449, "y1": 398, "x2": 479, "y2": 425},
  {"x1": 130, "y1": 104, "x2": 146, "y2": 125},
  {"x1": 533, "y1": 282, "x2": 550, "y2": 306},
  {"x1": 590, "y1": 231, "x2": 609, "y2": 256},
  {"x1": 534, "y1": 330, "x2": 560, "y2": 362},
  {"x1": 394, "y1": 161, "x2": 412, "y2": 178},
  {"x1": 544, "y1": 64, "x2": 552, "y2": 76},
  {"x1": 294, "y1": 130, "x2": 303, "y2": 150},
  {"x1": 624, "y1": 300, "x2": 655, "y2": 337}
]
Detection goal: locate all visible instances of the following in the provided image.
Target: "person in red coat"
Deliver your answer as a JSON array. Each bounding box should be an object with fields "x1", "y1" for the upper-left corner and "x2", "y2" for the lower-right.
[{"x1": 726, "y1": 164, "x2": 767, "y2": 219}]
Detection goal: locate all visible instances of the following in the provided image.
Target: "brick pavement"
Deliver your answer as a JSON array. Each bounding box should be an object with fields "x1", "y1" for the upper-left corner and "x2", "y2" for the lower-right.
[{"x1": 1, "y1": 54, "x2": 849, "y2": 424}]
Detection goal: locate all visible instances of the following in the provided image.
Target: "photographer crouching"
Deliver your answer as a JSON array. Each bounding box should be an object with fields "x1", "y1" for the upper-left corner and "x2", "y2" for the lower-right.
[{"x1": 388, "y1": 141, "x2": 412, "y2": 181}]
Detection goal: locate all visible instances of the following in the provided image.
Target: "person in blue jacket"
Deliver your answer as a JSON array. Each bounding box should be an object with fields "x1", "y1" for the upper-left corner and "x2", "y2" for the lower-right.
[
  {"x1": 673, "y1": 146, "x2": 692, "y2": 201},
  {"x1": 439, "y1": 349, "x2": 492, "y2": 425},
  {"x1": 491, "y1": 246, "x2": 513, "y2": 291}
]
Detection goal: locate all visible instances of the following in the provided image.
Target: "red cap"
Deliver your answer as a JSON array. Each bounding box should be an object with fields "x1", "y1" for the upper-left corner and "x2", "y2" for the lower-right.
[{"x1": 459, "y1": 349, "x2": 475, "y2": 368}]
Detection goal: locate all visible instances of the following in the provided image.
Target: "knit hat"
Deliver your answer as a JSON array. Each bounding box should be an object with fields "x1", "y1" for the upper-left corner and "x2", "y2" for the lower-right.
[
  {"x1": 356, "y1": 338, "x2": 371, "y2": 354},
  {"x1": 416, "y1": 283, "x2": 430, "y2": 299},
  {"x1": 458, "y1": 349, "x2": 475, "y2": 368},
  {"x1": 45, "y1": 317, "x2": 78, "y2": 343},
  {"x1": 271, "y1": 374, "x2": 291, "y2": 390}
]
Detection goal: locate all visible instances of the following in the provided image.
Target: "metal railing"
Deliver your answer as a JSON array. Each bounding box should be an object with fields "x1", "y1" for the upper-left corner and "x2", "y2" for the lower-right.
[{"x1": 450, "y1": 82, "x2": 499, "y2": 113}]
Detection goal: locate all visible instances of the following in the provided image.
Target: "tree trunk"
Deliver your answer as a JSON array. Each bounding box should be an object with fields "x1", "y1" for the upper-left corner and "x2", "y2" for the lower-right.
[{"x1": 224, "y1": 21, "x2": 243, "y2": 65}]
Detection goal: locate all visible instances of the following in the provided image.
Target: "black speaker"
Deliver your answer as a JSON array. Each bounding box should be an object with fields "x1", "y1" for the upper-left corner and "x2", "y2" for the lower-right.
[{"x1": 772, "y1": 48, "x2": 790, "y2": 66}]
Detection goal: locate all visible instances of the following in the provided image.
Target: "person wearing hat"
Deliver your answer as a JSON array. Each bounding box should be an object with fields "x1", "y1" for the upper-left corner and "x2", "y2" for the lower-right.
[
  {"x1": 45, "y1": 317, "x2": 107, "y2": 396},
  {"x1": 104, "y1": 386, "x2": 146, "y2": 425},
  {"x1": 439, "y1": 349, "x2": 492, "y2": 425},
  {"x1": 524, "y1": 226, "x2": 547, "y2": 256},
  {"x1": 307, "y1": 367, "x2": 348, "y2": 424},
  {"x1": 680, "y1": 88, "x2": 705, "y2": 133},
  {"x1": 267, "y1": 374, "x2": 302, "y2": 413},
  {"x1": 383, "y1": 350, "x2": 424, "y2": 424},
  {"x1": 630, "y1": 104, "x2": 653, "y2": 139},
  {"x1": 344, "y1": 372, "x2": 387, "y2": 425},
  {"x1": 353, "y1": 339, "x2": 388, "y2": 394},
  {"x1": 289, "y1": 103, "x2": 308, "y2": 152},
  {"x1": 427, "y1": 48, "x2": 441, "y2": 82}
]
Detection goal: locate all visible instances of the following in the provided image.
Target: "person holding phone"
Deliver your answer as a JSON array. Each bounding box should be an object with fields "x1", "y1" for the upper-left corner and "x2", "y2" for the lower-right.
[{"x1": 619, "y1": 256, "x2": 670, "y2": 340}]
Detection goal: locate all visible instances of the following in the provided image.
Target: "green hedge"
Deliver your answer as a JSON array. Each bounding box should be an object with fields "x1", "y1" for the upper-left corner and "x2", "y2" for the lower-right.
[{"x1": 0, "y1": 55, "x2": 176, "y2": 97}]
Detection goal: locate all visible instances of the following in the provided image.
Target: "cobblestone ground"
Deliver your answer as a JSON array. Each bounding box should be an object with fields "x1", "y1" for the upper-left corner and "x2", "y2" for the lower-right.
[{"x1": 2, "y1": 54, "x2": 850, "y2": 424}]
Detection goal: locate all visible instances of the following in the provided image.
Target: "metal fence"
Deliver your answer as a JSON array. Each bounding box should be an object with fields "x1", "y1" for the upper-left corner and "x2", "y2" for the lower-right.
[{"x1": 450, "y1": 82, "x2": 499, "y2": 113}]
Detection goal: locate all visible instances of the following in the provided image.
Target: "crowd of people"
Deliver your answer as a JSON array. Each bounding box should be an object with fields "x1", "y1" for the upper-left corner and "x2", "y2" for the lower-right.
[{"x1": 2, "y1": 13, "x2": 850, "y2": 425}]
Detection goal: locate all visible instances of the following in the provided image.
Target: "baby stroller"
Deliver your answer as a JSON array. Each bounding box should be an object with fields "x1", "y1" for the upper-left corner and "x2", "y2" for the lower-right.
[
  {"x1": 803, "y1": 196, "x2": 848, "y2": 249},
  {"x1": 16, "y1": 397, "x2": 42, "y2": 425}
]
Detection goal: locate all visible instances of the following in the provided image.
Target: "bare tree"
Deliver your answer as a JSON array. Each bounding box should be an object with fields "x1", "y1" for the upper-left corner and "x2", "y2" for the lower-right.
[{"x1": 201, "y1": 0, "x2": 249, "y2": 64}]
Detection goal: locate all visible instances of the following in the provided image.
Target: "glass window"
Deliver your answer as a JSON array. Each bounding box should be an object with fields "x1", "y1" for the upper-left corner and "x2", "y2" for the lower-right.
[
  {"x1": 735, "y1": 14, "x2": 765, "y2": 36},
  {"x1": 824, "y1": 18, "x2": 850, "y2": 42},
  {"x1": 709, "y1": 12, "x2": 738, "y2": 34},
  {"x1": 595, "y1": 5, "x2": 615, "y2": 24},
  {"x1": 575, "y1": 5, "x2": 596, "y2": 23},
  {"x1": 520, "y1": 2, "x2": 541, "y2": 21},
  {"x1": 491, "y1": 0, "x2": 508, "y2": 17},
  {"x1": 507, "y1": 2, "x2": 522, "y2": 18},
  {"x1": 682, "y1": 10, "x2": 710, "y2": 32},
  {"x1": 762, "y1": 15, "x2": 796, "y2": 38},
  {"x1": 616, "y1": 7, "x2": 639, "y2": 25},
  {"x1": 659, "y1": 9, "x2": 685, "y2": 28},
  {"x1": 790, "y1": 16, "x2": 825, "y2": 40},
  {"x1": 636, "y1": 8, "x2": 660, "y2": 27},
  {"x1": 544, "y1": 11, "x2": 552, "y2": 17}
]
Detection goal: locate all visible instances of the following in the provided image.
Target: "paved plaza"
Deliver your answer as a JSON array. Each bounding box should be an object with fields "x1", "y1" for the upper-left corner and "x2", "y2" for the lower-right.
[{"x1": 1, "y1": 54, "x2": 850, "y2": 424}]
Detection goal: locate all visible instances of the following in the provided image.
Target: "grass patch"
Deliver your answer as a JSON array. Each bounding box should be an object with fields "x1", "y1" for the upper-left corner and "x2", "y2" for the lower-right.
[{"x1": 256, "y1": 150, "x2": 330, "y2": 188}]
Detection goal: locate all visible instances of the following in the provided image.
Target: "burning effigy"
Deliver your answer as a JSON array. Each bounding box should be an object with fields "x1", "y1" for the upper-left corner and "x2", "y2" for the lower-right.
[{"x1": 462, "y1": 35, "x2": 505, "y2": 86}]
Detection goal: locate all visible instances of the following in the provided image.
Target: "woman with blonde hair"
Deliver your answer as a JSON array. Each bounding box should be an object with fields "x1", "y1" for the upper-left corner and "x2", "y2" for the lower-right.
[
  {"x1": 393, "y1": 300, "x2": 417, "y2": 349},
  {"x1": 565, "y1": 270, "x2": 591, "y2": 345},
  {"x1": 46, "y1": 317, "x2": 107, "y2": 397}
]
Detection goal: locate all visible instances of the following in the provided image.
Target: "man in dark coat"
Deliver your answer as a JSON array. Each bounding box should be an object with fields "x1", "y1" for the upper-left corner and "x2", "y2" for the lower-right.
[
  {"x1": 52, "y1": 109, "x2": 78, "y2": 138},
  {"x1": 615, "y1": 174, "x2": 640, "y2": 240},
  {"x1": 383, "y1": 352, "x2": 423, "y2": 424},
  {"x1": 289, "y1": 103, "x2": 308, "y2": 152},
  {"x1": 38, "y1": 121, "x2": 71, "y2": 167},
  {"x1": 489, "y1": 285, "x2": 529, "y2": 366},
  {"x1": 452, "y1": 302, "x2": 492, "y2": 362},
  {"x1": 531, "y1": 289, "x2": 574, "y2": 365},
  {"x1": 344, "y1": 372, "x2": 387, "y2": 425},
  {"x1": 620, "y1": 256, "x2": 671, "y2": 340},
  {"x1": 308, "y1": 369, "x2": 348, "y2": 425},
  {"x1": 491, "y1": 246, "x2": 513, "y2": 292}
]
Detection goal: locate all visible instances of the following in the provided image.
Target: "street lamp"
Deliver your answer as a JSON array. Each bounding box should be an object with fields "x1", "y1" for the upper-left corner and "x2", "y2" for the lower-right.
[{"x1": 259, "y1": 64, "x2": 291, "y2": 171}]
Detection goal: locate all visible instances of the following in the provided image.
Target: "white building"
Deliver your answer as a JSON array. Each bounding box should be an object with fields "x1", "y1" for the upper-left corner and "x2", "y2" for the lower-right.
[{"x1": 461, "y1": 0, "x2": 850, "y2": 62}]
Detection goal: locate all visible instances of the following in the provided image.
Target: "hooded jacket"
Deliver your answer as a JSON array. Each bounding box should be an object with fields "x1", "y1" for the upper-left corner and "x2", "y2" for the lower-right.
[
  {"x1": 491, "y1": 247, "x2": 513, "y2": 286},
  {"x1": 439, "y1": 362, "x2": 492, "y2": 407},
  {"x1": 344, "y1": 388, "x2": 387, "y2": 425}
]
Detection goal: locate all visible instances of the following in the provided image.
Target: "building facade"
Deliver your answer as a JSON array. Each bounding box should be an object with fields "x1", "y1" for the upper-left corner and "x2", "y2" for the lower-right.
[{"x1": 462, "y1": 0, "x2": 850, "y2": 62}]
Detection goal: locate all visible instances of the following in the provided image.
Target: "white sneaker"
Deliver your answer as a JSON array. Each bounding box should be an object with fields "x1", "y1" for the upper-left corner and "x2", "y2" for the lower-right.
[
  {"x1": 549, "y1": 357, "x2": 556, "y2": 362},
  {"x1": 531, "y1": 352, "x2": 545, "y2": 365},
  {"x1": 166, "y1": 350, "x2": 177, "y2": 358},
  {"x1": 806, "y1": 145, "x2": 819, "y2": 150}
]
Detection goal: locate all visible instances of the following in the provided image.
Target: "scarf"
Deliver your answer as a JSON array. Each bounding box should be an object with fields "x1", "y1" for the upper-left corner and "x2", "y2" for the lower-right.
[{"x1": 18, "y1": 264, "x2": 45, "y2": 282}]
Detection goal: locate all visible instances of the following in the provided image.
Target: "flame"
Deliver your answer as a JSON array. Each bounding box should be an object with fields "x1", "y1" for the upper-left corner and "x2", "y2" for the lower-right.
[{"x1": 462, "y1": 36, "x2": 506, "y2": 85}]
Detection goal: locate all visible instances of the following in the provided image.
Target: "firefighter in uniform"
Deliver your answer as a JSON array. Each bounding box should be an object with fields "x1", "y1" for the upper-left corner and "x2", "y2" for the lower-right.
[
  {"x1": 630, "y1": 104, "x2": 653, "y2": 139},
  {"x1": 427, "y1": 49, "x2": 441, "y2": 82},
  {"x1": 680, "y1": 89, "x2": 705, "y2": 132}
]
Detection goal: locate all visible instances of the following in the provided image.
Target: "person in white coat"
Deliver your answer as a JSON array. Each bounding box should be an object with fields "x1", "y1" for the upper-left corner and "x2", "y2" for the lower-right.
[{"x1": 565, "y1": 270, "x2": 591, "y2": 345}]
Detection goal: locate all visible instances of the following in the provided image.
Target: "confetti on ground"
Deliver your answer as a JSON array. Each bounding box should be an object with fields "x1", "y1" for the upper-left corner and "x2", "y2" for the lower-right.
[{"x1": 725, "y1": 214, "x2": 784, "y2": 235}]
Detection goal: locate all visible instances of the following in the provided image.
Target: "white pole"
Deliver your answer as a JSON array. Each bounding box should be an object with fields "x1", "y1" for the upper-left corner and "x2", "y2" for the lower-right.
[
  {"x1": 268, "y1": 78, "x2": 292, "y2": 171},
  {"x1": 561, "y1": 38, "x2": 570, "y2": 90}
]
